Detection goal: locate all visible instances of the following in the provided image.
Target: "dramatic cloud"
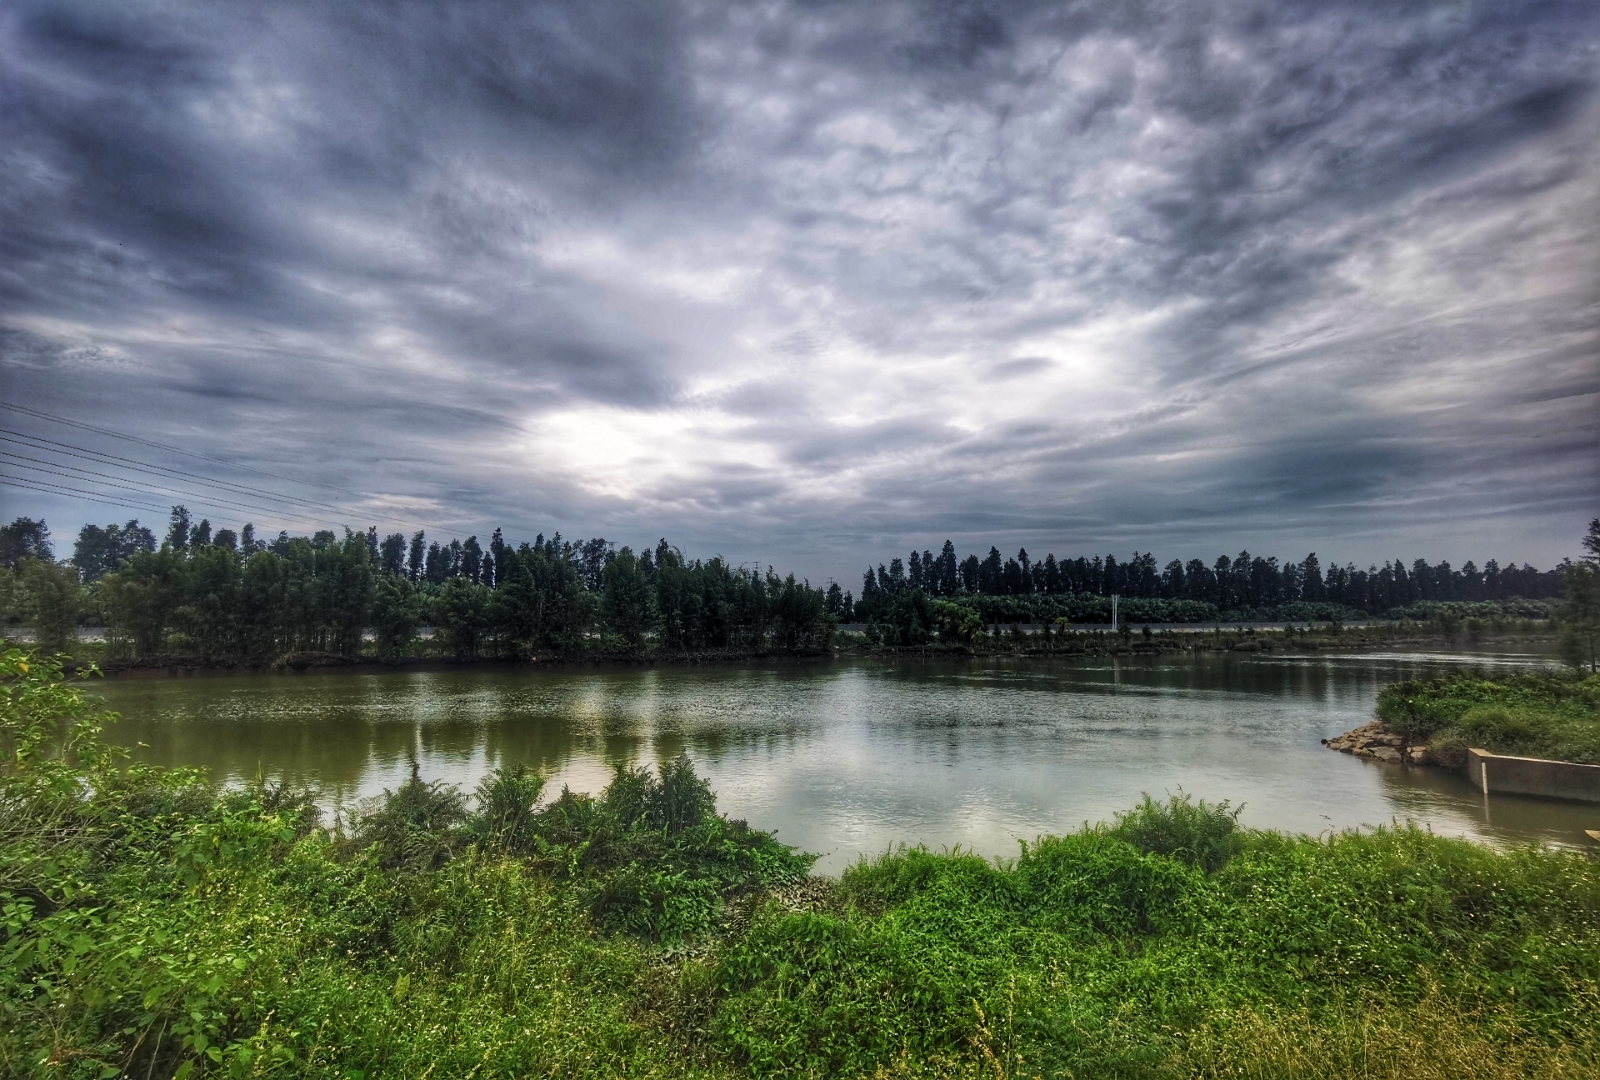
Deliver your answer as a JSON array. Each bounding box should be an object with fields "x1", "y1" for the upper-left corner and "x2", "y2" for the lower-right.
[{"x1": 2, "y1": 0, "x2": 1596, "y2": 580}]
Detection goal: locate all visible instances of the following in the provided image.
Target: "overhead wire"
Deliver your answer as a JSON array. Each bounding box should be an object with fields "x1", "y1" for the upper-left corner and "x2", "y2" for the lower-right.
[
  {"x1": 0, "y1": 415, "x2": 463, "y2": 539},
  {"x1": 0, "y1": 453, "x2": 342, "y2": 527},
  {"x1": 0, "y1": 400, "x2": 370, "y2": 499},
  {"x1": 0, "y1": 429, "x2": 363, "y2": 518},
  {"x1": 0, "y1": 474, "x2": 174, "y2": 516}
]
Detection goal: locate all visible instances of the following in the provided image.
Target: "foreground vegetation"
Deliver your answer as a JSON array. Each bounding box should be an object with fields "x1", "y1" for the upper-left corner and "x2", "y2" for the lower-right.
[
  {"x1": 1377, "y1": 668, "x2": 1600, "y2": 765},
  {"x1": 5, "y1": 652, "x2": 1599, "y2": 1079}
]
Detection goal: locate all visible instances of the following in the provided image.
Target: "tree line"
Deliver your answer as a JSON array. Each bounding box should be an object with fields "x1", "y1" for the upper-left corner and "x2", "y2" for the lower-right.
[
  {"x1": 0, "y1": 510, "x2": 833, "y2": 659},
  {"x1": 0, "y1": 509, "x2": 1581, "y2": 659},
  {"x1": 847, "y1": 540, "x2": 1564, "y2": 624}
]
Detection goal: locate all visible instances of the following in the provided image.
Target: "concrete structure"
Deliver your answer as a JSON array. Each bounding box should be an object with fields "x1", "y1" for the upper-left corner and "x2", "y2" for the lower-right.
[{"x1": 1464, "y1": 747, "x2": 1600, "y2": 804}]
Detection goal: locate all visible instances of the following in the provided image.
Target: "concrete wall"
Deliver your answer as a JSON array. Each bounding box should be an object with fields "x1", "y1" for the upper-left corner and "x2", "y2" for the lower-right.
[{"x1": 1464, "y1": 747, "x2": 1600, "y2": 804}]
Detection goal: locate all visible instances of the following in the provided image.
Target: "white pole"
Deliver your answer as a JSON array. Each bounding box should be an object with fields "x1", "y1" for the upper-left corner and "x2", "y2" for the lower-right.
[{"x1": 1111, "y1": 593, "x2": 1119, "y2": 633}]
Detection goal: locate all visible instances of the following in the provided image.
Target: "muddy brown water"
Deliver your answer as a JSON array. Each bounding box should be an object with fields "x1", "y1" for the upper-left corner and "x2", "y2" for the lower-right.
[{"x1": 91, "y1": 646, "x2": 1596, "y2": 874}]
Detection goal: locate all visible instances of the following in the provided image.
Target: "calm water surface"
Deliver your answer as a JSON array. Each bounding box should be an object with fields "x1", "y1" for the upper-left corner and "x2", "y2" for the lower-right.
[{"x1": 92, "y1": 648, "x2": 1593, "y2": 874}]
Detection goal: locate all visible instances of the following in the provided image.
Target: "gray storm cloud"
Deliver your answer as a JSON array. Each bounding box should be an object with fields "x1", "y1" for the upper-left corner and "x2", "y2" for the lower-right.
[{"x1": 1, "y1": 0, "x2": 1596, "y2": 582}]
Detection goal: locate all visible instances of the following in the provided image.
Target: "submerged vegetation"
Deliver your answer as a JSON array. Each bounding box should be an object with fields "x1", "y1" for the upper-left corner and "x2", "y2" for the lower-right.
[
  {"x1": 1377, "y1": 668, "x2": 1600, "y2": 765},
  {"x1": 5, "y1": 650, "x2": 1600, "y2": 1079}
]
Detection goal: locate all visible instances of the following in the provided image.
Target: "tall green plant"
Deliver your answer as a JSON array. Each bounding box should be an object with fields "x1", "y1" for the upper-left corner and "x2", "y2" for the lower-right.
[
  {"x1": 1109, "y1": 791, "x2": 1244, "y2": 872},
  {"x1": 0, "y1": 649, "x2": 123, "y2": 893},
  {"x1": 1561, "y1": 562, "x2": 1599, "y2": 672},
  {"x1": 17, "y1": 559, "x2": 79, "y2": 655}
]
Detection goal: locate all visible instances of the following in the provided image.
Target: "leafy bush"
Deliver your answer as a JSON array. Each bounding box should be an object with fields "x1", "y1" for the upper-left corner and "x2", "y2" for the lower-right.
[
  {"x1": 1110, "y1": 791, "x2": 1244, "y2": 872},
  {"x1": 465, "y1": 763, "x2": 547, "y2": 853},
  {"x1": 346, "y1": 761, "x2": 470, "y2": 870}
]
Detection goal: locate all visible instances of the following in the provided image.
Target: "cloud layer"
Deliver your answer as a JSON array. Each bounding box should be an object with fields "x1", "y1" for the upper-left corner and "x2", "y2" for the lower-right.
[{"x1": 2, "y1": 0, "x2": 1596, "y2": 580}]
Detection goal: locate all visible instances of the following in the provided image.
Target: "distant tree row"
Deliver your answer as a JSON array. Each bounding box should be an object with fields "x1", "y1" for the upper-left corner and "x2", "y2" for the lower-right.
[
  {"x1": 849, "y1": 541, "x2": 1564, "y2": 622},
  {"x1": 0, "y1": 509, "x2": 1580, "y2": 658},
  {"x1": 0, "y1": 509, "x2": 832, "y2": 659}
]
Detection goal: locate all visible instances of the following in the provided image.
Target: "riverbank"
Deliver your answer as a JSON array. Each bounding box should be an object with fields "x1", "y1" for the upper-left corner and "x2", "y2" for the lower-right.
[
  {"x1": 1326, "y1": 669, "x2": 1600, "y2": 766},
  {"x1": 4, "y1": 651, "x2": 1598, "y2": 1080},
  {"x1": 18, "y1": 621, "x2": 1559, "y2": 679}
]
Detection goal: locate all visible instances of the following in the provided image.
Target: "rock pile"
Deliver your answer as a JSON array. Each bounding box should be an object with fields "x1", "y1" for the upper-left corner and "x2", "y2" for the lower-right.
[{"x1": 1322, "y1": 721, "x2": 1433, "y2": 766}]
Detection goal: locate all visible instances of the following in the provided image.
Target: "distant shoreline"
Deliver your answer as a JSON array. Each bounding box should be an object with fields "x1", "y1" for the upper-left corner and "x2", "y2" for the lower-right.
[{"x1": 44, "y1": 624, "x2": 1558, "y2": 680}]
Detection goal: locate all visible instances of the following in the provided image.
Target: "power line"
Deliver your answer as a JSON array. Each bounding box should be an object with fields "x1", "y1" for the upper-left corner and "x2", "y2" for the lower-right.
[
  {"x1": 0, "y1": 429, "x2": 385, "y2": 524},
  {"x1": 0, "y1": 474, "x2": 173, "y2": 516},
  {"x1": 0, "y1": 428, "x2": 459, "y2": 538},
  {"x1": 0, "y1": 400, "x2": 370, "y2": 500},
  {"x1": 0, "y1": 454, "x2": 349, "y2": 528}
]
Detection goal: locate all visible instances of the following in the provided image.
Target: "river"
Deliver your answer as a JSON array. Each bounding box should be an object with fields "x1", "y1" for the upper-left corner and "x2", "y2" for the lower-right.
[{"x1": 90, "y1": 647, "x2": 1592, "y2": 874}]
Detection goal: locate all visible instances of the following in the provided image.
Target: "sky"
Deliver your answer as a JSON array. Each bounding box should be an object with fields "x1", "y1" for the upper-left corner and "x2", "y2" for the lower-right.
[{"x1": 1, "y1": 0, "x2": 1597, "y2": 586}]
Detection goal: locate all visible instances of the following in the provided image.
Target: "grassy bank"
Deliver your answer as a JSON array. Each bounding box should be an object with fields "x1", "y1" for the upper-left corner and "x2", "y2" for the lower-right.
[
  {"x1": 1377, "y1": 669, "x2": 1600, "y2": 764},
  {"x1": 5, "y1": 652, "x2": 1599, "y2": 1079}
]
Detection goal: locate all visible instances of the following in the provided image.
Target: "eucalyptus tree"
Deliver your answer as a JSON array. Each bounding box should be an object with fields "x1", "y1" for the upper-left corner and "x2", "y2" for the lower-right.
[
  {"x1": 164, "y1": 506, "x2": 191, "y2": 552},
  {"x1": 379, "y1": 533, "x2": 408, "y2": 576},
  {"x1": 431, "y1": 575, "x2": 488, "y2": 659},
  {"x1": 371, "y1": 575, "x2": 418, "y2": 658},
  {"x1": 602, "y1": 547, "x2": 654, "y2": 647}
]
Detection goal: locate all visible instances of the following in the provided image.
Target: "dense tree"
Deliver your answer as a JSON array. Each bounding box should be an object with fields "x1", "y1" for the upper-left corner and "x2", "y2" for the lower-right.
[
  {"x1": 72, "y1": 519, "x2": 156, "y2": 582},
  {"x1": 577, "y1": 538, "x2": 612, "y2": 591},
  {"x1": 371, "y1": 574, "x2": 420, "y2": 658},
  {"x1": 1562, "y1": 518, "x2": 1600, "y2": 671},
  {"x1": 824, "y1": 582, "x2": 845, "y2": 617},
  {"x1": 379, "y1": 532, "x2": 408, "y2": 576},
  {"x1": 960, "y1": 554, "x2": 980, "y2": 593},
  {"x1": 1561, "y1": 562, "x2": 1599, "y2": 672},
  {"x1": 482, "y1": 528, "x2": 502, "y2": 588},
  {"x1": 19, "y1": 557, "x2": 78, "y2": 654},
  {"x1": 602, "y1": 547, "x2": 653, "y2": 647},
  {"x1": 979, "y1": 547, "x2": 1002, "y2": 594},
  {"x1": 432, "y1": 575, "x2": 488, "y2": 659},
  {"x1": 0, "y1": 517, "x2": 53, "y2": 568},
  {"x1": 408, "y1": 531, "x2": 426, "y2": 582},
  {"x1": 164, "y1": 506, "x2": 191, "y2": 551},
  {"x1": 461, "y1": 535, "x2": 484, "y2": 584}
]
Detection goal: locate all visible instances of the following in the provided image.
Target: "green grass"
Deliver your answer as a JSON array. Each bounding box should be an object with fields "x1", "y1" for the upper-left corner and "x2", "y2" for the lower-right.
[
  {"x1": 5, "y1": 651, "x2": 1600, "y2": 1079},
  {"x1": 1377, "y1": 668, "x2": 1600, "y2": 763}
]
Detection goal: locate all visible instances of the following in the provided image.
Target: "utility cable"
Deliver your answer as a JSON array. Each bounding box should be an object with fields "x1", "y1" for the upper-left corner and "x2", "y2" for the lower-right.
[
  {"x1": 0, "y1": 429, "x2": 377, "y2": 521},
  {"x1": 0, "y1": 400, "x2": 370, "y2": 499},
  {"x1": 0, "y1": 474, "x2": 173, "y2": 516},
  {"x1": 0, "y1": 429, "x2": 456, "y2": 537},
  {"x1": 0, "y1": 454, "x2": 349, "y2": 528}
]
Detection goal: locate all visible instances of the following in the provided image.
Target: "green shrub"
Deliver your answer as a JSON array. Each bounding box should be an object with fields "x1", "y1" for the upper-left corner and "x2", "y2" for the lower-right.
[
  {"x1": 1110, "y1": 791, "x2": 1244, "y2": 872},
  {"x1": 466, "y1": 764, "x2": 547, "y2": 854},
  {"x1": 1377, "y1": 669, "x2": 1600, "y2": 761},
  {"x1": 346, "y1": 761, "x2": 469, "y2": 871}
]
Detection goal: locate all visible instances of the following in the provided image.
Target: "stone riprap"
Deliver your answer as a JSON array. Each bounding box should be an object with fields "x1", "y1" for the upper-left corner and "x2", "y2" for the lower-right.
[{"x1": 1322, "y1": 721, "x2": 1434, "y2": 766}]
